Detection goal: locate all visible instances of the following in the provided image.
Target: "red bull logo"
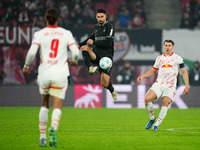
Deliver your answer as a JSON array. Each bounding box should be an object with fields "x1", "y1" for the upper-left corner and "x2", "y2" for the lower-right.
[{"x1": 161, "y1": 63, "x2": 173, "y2": 69}]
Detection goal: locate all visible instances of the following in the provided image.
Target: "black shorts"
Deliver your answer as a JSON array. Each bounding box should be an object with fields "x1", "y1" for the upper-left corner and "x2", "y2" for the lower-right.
[{"x1": 91, "y1": 52, "x2": 113, "y2": 76}]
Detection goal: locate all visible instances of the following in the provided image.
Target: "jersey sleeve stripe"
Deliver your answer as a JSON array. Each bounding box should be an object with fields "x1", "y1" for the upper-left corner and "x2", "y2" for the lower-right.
[
  {"x1": 109, "y1": 28, "x2": 113, "y2": 36},
  {"x1": 153, "y1": 67, "x2": 158, "y2": 70},
  {"x1": 68, "y1": 42, "x2": 75, "y2": 47},
  {"x1": 32, "y1": 42, "x2": 40, "y2": 46}
]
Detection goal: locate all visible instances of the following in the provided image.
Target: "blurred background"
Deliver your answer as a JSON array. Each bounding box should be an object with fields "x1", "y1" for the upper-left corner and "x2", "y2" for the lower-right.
[{"x1": 0, "y1": 0, "x2": 200, "y2": 108}]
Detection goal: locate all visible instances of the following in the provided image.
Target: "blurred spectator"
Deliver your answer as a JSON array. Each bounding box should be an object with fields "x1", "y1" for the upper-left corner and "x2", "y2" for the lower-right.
[
  {"x1": 0, "y1": 49, "x2": 5, "y2": 85},
  {"x1": 118, "y1": 9, "x2": 131, "y2": 27},
  {"x1": 0, "y1": 3, "x2": 5, "y2": 22},
  {"x1": 194, "y1": 20, "x2": 200, "y2": 28},
  {"x1": 131, "y1": 13, "x2": 145, "y2": 28},
  {"x1": 127, "y1": 20, "x2": 133, "y2": 29},
  {"x1": 108, "y1": 14, "x2": 116, "y2": 25},
  {"x1": 114, "y1": 20, "x2": 121, "y2": 29},
  {"x1": 5, "y1": 6, "x2": 15, "y2": 25},
  {"x1": 18, "y1": 7, "x2": 30, "y2": 24},
  {"x1": 0, "y1": 17, "x2": 7, "y2": 26},
  {"x1": 115, "y1": 61, "x2": 135, "y2": 84},
  {"x1": 189, "y1": 60, "x2": 200, "y2": 86},
  {"x1": 83, "y1": 3, "x2": 95, "y2": 18},
  {"x1": 180, "y1": 12, "x2": 194, "y2": 28},
  {"x1": 81, "y1": 11, "x2": 95, "y2": 27}
]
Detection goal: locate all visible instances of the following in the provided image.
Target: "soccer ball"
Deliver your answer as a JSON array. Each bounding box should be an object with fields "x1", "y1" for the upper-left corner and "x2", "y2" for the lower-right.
[{"x1": 99, "y1": 57, "x2": 112, "y2": 70}]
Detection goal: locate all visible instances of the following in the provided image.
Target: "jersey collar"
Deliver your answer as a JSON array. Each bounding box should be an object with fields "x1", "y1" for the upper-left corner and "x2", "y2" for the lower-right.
[
  {"x1": 47, "y1": 26, "x2": 59, "y2": 28},
  {"x1": 163, "y1": 52, "x2": 174, "y2": 57}
]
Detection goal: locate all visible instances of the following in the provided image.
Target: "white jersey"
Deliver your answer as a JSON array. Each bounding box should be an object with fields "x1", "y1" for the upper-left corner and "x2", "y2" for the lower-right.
[
  {"x1": 25, "y1": 26, "x2": 79, "y2": 80},
  {"x1": 153, "y1": 52, "x2": 184, "y2": 89}
]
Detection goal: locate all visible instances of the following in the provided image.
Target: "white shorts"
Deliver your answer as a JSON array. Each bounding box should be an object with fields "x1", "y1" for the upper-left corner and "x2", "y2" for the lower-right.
[
  {"x1": 37, "y1": 78, "x2": 68, "y2": 99},
  {"x1": 150, "y1": 82, "x2": 176, "y2": 101}
]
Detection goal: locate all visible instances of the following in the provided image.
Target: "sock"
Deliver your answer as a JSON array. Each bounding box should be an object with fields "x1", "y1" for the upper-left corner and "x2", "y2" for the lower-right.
[
  {"x1": 145, "y1": 102, "x2": 155, "y2": 120},
  {"x1": 39, "y1": 107, "x2": 49, "y2": 139},
  {"x1": 82, "y1": 51, "x2": 91, "y2": 68},
  {"x1": 106, "y1": 82, "x2": 114, "y2": 93},
  {"x1": 154, "y1": 106, "x2": 168, "y2": 127},
  {"x1": 51, "y1": 108, "x2": 62, "y2": 131}
]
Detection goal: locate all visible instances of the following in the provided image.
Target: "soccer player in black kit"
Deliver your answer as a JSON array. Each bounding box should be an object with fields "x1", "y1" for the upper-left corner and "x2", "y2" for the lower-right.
[{"x1": 78, "y1": 9, "x2": 118, "y2": 100}]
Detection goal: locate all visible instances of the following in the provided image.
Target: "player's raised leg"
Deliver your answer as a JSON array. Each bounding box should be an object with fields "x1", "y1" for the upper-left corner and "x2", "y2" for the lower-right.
[
  {"x1": 39, "y1": 95, "x2": 50, "y2": 147},
  {"x1": 145, "y1": 89, "x2": 157, "y2": 129},
  {"x1": 101, "y1": 72, "x2": 118, "y2": 100},
  {"x1": 153, "y1": 97, "x2": 171, "y2": 131},
  {"x1": 81, "y1": 45, "x2": 98, "y2": 75}
]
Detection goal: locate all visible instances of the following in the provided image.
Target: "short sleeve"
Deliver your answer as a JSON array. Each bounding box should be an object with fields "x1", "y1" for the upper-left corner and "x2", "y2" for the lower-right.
[
  {"x1": 67, "y1": 31, "x2": 76, "y2": 47},
  {"x1": 153, "y1": 56, "x2": 160, "y2": 70},
  {"x1": 177, "y1": 55, "x2": 184, "y2": 65}
]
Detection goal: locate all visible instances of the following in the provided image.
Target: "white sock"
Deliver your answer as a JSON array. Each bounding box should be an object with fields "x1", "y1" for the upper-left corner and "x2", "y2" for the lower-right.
[
  {"x1": 39, "y1": 107, "x2": 49, "y2": 139},
  {"x1": 145, "y1": 102, "x2": 155, "y2": 120},
  {"x1": 51, "y1": 108, "x2": 62, "y2": 130},
  {"x1": 155, "y1": 106, "x2": 168, "y2": 127}
]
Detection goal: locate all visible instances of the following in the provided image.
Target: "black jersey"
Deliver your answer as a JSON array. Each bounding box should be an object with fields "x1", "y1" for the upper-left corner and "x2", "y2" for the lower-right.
[{"x1": 79, "y1": 21, "x2": 115, "y2": 58}]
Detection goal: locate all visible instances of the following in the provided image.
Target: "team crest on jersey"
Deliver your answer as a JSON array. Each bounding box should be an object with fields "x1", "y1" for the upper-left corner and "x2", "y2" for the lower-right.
[{"x1": 161, "y1": 63, "x2": 173, "y2": 69}]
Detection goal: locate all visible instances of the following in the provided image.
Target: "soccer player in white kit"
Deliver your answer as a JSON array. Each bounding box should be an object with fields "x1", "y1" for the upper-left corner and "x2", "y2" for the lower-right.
[
  {"x1": 137, "y1": 40, "x2": 189, "y2": 131},
  {"x1": 23, "y1": 8, "x2": 79, "y2": 147}
]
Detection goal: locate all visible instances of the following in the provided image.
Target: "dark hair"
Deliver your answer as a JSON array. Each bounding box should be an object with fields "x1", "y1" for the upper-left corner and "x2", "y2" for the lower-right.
[
  {"x1": 194, "y1": 60, "x2": 199, "y2": 65},
  {"x1": 45, "y1": 8, "x2": 59, "y2": 25},
  {"x1": 96, "y1": 9, "x2": 106, "y2": 14},
  {"x1": 164, "y1": 39, "x2": 175, "y2": 46}
]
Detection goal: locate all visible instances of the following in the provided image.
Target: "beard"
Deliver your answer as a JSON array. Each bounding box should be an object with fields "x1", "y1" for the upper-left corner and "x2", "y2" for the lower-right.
[{"x1": 98, "y1": 20, "x2": 105, "y2": 25}]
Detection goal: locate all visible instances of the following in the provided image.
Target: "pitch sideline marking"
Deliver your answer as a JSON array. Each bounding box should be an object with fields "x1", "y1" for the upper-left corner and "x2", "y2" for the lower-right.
[
  {"x1": 164, "y1": 127, "x2": 200, "y2": 133},
  {"x1": 60, "y1": 127, "x2": 200, "y2": 133}
]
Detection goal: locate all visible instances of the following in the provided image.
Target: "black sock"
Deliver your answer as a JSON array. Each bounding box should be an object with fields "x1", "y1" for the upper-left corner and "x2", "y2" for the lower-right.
[
  {"x1": 82, "y1": 51, "x2": 91, "y2": 67},
  {"x1": 107, "y1": 82, "x2": 114, "y2": 93}
]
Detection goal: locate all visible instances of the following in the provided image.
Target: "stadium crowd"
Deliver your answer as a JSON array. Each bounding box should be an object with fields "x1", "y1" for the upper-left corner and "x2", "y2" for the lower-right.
[
  {"x1": 0, "y1": 0, "x2": 146, "y2": 29},
  {"x1": 180, "y1": 0, "x2": 200, "y2": 29},
  {"x1": 2, "y1": 0, "x2": 200, "y2": 30}
]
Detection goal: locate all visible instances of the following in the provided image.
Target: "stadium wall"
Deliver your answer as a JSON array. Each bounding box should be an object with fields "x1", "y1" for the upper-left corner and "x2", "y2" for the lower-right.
[{"x1": 0, "y1": 85, "x2": 199, "y2": 108}]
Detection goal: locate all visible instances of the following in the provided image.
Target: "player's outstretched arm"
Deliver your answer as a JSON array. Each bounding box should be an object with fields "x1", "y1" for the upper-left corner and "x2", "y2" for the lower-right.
[
  {"x1": 180, "y1": 67, "x2": 189, "y2": 95},
  {"x1": 137, "y1": 68, "x2": 157, "y2": 84}
]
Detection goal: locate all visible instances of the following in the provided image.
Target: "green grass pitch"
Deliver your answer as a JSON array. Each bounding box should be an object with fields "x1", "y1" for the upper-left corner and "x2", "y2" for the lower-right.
[{"x1": 0, "y1": 107, "x2": 200, "y2": 150}]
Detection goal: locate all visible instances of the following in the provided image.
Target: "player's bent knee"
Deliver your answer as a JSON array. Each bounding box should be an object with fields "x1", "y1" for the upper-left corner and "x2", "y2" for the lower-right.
[{"x1": 145, "y1": 96, "x2": 152, "y2": 103}]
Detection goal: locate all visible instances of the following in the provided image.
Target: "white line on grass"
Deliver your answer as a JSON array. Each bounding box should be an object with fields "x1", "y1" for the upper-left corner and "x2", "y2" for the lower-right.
[
  {"x1": 164, "y1": 127, "x2": 200, "y2": 134},
  {"x1": 61, "y1": 128, "x2": 144, "y2": 131},
  {"x1": 60, "y1": 127, "x2": 200, "y2": 133}
]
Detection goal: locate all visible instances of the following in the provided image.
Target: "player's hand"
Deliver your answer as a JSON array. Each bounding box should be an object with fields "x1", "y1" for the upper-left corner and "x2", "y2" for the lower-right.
[
  {"x1": 87, "y1": 39, "x2": 94, "y2": 45},
  {"x1": 23, "y1": 67, "x2": 30, "y2": 74},
  {"x1": 137, "y1": 76, "x2": 143, "y2": 83},
  {"x1": 77, "y1": 45, "x2": 81, "y2": 50},
  {"x1": 69, "y1": 60, "x2": 78, "y2": 66},
  {"x1": 183, "y1": 85, "x2": 189, "y2": 96}
]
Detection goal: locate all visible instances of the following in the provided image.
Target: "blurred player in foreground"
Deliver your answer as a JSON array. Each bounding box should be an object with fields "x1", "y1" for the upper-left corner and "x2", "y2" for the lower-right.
[
  {"x1": 78, "y1": 9, "x2": 118, "y2": 100},
  {"x1": 23, "y1": 8, "x2": 79, "y2": 148},
  {"x1": 137, "y1": 40, "x2": 189, "y2": 131}
]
